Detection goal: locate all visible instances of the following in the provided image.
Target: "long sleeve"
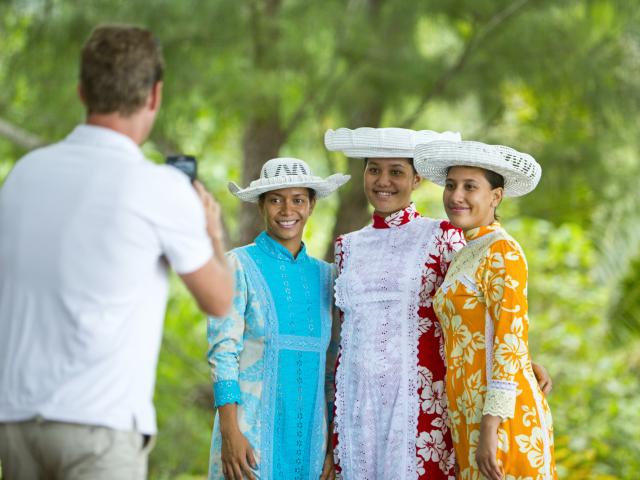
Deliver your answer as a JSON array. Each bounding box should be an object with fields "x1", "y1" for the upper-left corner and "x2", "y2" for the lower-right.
[
  {"x1": 207, "y1": 251, "x2": 247, "y2": 407},
  {"x1": 481, "y1": 239, "x2": 529, "y2": 420}
]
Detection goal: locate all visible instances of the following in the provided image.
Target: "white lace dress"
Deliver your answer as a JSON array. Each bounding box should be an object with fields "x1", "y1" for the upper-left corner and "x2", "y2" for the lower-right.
[{"x1": 333, "y1": 208, "x2": 461, "y2": 480}]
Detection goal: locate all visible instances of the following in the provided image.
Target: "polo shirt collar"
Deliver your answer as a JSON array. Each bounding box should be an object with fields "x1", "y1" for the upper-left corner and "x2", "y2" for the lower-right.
[{"x1": 65, "y1": 124, "x2": 145, "y2": 161}]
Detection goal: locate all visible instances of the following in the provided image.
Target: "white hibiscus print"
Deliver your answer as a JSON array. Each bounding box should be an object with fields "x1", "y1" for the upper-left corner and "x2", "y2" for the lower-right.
[
  {"x1": 436, "y1": 227, "x2": 465, "y2": 257},
  {"x1": 417, "y1": 430, "x2": 447, "y2": 463},
  {"x1": 421, "y1": 380, "x2": 446, "y2": 415},
  {"x1": 515, "y1": 426, "x2": 546, "y2": 469},
  {"x1": 431, "y1": 416, "x2": 447, "y2": 430},
  {"x1": 467, "y1": 429, "x2": 480, "y2": 469},
  {"x1": 418, "y1": 316, "x2": 433, "y2": 334},
  {"x1": 420, "y1": 266, "x2": 439, "y2": 304},
  {"x1": 448, "y1": 408, "x2": 461, "y2": 443},
  {"x1": 457, "y1": 371, "x2": 485, "y2": 424},
  {"x1": 460, "y1": 467, "x2": 482, "y2": 480},
  {"x1": 438, "y1": 447, "x2": 456, "y2": 476},
  {"x1": 494, "y1": 333, "x2": 528, "y2": 375},
  {"x1": 417, "y1": 366, "x2": 433, "y2": 391},
  {"x1": 449, "y1": 315, "x2": 472, "y2": 359}
]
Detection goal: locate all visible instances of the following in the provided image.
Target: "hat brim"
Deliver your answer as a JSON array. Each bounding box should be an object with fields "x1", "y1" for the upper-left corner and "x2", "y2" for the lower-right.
[
  {"x1": 228, "y1": 173, "x2": 350, "y2": 203},
  {"x1": 325, "y1": 128, "x2": 462, "y2": 159},
  {"x1": 414, "y1": 141, "x2": 541, "y2": 197}
]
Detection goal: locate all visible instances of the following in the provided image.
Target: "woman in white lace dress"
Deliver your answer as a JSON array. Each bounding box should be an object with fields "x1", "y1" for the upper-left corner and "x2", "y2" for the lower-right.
[{"x1": 325, "y1": 128, "x2": 464, "y2": 480}]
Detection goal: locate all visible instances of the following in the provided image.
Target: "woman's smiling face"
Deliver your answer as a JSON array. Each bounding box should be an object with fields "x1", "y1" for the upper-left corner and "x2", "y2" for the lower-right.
[
  {"x1": 364, "y1": 158, "x2": 421, "y2": 217},
  {"x1": 443, "y1": 166, "x2": 503, "y2": 231}
]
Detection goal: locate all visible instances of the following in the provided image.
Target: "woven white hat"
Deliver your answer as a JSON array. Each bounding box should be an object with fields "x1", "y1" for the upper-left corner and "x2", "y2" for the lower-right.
[
  {"x1": 414, "y1": 140, "x2": 541, "y2": 197},
  {"x1": 228, "y1": 157, "x2": 350, "y2": 203},
  {"x1": 324, "y1": 127, "x2": 462, "y2": 158}
]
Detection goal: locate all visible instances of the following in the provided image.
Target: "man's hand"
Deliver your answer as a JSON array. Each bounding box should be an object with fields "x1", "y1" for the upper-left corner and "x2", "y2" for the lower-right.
[
  {"x1": 320, "y1": 450, "x2": 336, "y2": 480},
  {"x1": 180, "y1": 180, "x2": 233, "y2": 316},
  {"x1": 532, "y1": 362, "x2": 552, "y2": 395},
  {"x1": 476, "y1": 415, "x2": 504, "y2": 480},
  {"x1": 194, "y1": 180, "x2": 224, "y2": 242}
]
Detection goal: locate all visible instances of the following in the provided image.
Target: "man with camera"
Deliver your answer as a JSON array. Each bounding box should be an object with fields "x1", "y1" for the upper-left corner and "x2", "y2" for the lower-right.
[{"x1": 0, "y1": 24, "x2": 233, "y2": 479}]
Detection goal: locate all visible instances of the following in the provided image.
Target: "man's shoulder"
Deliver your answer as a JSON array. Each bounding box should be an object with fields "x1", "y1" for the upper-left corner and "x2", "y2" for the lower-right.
[
  {"x1": 9, "y1": 140, "x2": 67, "y2": 171},
  {"x1": 136, "y1": 161, "x2": 191, "y2": 185}
]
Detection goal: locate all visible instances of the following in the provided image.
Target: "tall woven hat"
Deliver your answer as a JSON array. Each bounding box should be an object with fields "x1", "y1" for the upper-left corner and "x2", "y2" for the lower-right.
[
  {"x1": 414, "y1": 140, "x2": 541, "y2": 197},
  {"x1": 324, "y1": 127, "x2": 461, "y2": 158},
  {"x1": 228, "y1": 157, "x2": 350, "y2": 203}
]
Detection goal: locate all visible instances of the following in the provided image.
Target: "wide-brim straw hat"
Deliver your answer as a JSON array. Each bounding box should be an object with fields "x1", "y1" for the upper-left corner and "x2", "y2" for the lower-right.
[
  {"x1": 414, "y1": 140, "x2": 541, "y2": 197},
  {"x1": 324, "y1": 127, "x2": 462, "y2": 158},
  {"x1": 228, "y1": 157, "x2": 350, "y2": 203}
]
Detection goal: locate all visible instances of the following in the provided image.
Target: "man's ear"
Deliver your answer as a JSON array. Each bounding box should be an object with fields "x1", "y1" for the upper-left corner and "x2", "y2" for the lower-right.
[
  {"x1": 309, "y1": 197, "x2": 317, "y2": 214},
  {"x1": 148, "y1": 81, "x2": 163, "y2": 112}
]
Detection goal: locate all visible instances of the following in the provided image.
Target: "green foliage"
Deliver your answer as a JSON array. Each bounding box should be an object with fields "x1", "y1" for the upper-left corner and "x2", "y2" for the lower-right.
[
  {"x1": 510, "y1": 218, "x2": 640, "y2": 478},
  {"x1": 152, "y1": 276, "x2": 212, "y2": 478}
]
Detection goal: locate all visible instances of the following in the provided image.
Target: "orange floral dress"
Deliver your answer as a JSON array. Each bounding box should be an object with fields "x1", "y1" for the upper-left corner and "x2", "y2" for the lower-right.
[{"x1": 433, "y1": 223, "x2": 556, "y2": 479}]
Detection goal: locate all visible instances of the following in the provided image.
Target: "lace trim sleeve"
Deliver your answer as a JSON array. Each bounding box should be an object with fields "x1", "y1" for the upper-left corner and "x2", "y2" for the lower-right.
[
  {"x1": 483, "y1": 380, "x2": 517, "y2": 419},
  {"x1": 213, "y1": 379, "x2": 242, "y2": 407}
]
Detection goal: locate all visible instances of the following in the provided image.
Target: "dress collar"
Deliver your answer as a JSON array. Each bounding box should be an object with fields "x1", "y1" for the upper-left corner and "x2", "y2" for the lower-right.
[
  {"x1": 464, "y1": 221, "x2": 501, "y2": 241},
  {"x1": 255, "y1": 231, "x2": 308, "y2": 263},
  {"x1": 372, "y1": 203, "x2": 421, "y2": 229}
]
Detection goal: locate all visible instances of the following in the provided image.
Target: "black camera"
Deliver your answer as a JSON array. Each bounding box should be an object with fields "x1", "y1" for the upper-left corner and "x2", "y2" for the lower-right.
[{"x1": 166, "y1": 155, "x2": 197, "y2": 182}]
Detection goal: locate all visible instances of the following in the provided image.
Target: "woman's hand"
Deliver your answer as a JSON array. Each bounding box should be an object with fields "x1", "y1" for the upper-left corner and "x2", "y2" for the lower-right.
[
  {"x1": 320, "y1": 450, "x2": 336, "y2": 480},
  {"x1": 221, "y1": 427, "x2": 256, "y2": 480},
  {"x1": 476, "y1": 415, "x2": 504, "y2": 480},
  {"x1": 219, "y1": 404, "x2": 257, "y2": 480},
  {"x1": 532, "y1": 361, "x2": 552, "y2": 395}
]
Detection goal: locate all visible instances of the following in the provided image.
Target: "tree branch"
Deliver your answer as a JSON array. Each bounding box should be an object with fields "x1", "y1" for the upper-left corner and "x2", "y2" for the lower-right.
[
  {"x1": 399, "y1": 0, "x2": 531, "y2": 128},
  {"x1": 0, "y1": 117, "x2": 46, "y2": 150}
]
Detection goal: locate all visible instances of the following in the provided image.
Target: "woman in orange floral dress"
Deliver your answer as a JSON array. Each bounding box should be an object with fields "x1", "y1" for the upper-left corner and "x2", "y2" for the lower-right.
[{"x1": 414, "y1": 140, "x2": 556, "y2": 480}]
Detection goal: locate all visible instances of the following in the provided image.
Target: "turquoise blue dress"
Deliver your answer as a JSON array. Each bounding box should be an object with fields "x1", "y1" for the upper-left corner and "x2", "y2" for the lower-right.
[{"x1": 207, "y1": 231, "x2": 337, "y2": 480}]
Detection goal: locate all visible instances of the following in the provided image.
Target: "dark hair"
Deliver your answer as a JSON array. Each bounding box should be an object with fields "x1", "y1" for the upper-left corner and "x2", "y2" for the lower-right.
[
  {"x1": 482, "y1": 169, "x2": 505, "y2": 189},
  {"x1": 258, "y1": 188, "x2": 317, "y2": 204},
  {"x1": 483, "y1": 169, "x2": 504, "y2": 220},
  {"x1": 446, "y1": 166, "x2": 505, "y2": 220},
  {"x1": 80, "y1": 24, "x2": 165, "y2": 116},
  {"x1": 363, "y1": 158, "x2": 418, "y2": 174}
]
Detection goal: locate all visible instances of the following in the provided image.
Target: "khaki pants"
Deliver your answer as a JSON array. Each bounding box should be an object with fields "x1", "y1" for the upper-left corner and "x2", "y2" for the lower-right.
[{"x1": 0, "y1": 419, "x2": 155, "y2": 480}]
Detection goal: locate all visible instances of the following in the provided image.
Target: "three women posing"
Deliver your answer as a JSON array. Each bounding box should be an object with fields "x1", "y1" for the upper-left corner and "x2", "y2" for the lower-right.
[{"x1": 207, "y1": 130, "x2": 556, "y2": 480}]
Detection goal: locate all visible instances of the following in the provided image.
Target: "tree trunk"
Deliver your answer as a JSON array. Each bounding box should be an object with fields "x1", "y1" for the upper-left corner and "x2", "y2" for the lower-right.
[
  {"x1": 235, "y1": 0, "x2": 287, "y2": 246},
  {"x1": 324, "y1": 104, "x2": 383, "y2": 260},
  {"x1": 237, "y1": 113, "x2": 286, "y2": 247}
]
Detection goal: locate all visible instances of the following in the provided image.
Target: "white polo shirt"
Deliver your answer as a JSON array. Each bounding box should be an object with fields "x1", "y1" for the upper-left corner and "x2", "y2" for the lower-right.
[{"x1": 0, "y1": 125, "x2": 213, "y2": 434}]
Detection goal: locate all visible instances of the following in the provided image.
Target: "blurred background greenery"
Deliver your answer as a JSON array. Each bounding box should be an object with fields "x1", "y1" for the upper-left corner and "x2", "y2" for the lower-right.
[{"x1": 1, "y1": 0, "x2": 639, "y2": 478}]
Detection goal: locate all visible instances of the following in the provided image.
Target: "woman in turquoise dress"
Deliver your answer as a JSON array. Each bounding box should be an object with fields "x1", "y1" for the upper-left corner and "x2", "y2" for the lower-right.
[{"x1": 207, "y1": 157, "x2": 349, "y2": 480}]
